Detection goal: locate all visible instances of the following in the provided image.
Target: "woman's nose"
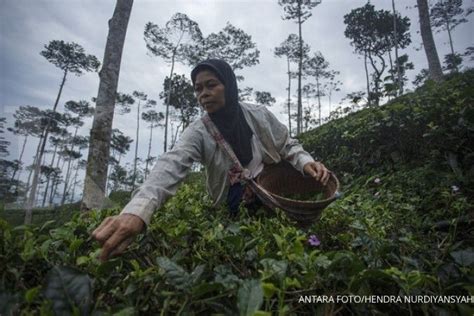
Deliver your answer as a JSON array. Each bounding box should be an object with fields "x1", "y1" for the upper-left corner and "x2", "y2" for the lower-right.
[{"x1": 199, "y1": 88, "x2": 211, "y2": 100}]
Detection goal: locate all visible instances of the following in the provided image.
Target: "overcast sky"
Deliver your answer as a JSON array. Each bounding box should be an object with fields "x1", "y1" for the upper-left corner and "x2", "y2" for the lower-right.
[{"x1": 1, "y1": 0, "x2": 473, "y2": 188}]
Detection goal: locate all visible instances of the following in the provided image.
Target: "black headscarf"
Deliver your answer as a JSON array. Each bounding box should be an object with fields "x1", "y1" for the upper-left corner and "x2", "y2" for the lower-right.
[{"x1": 191, "y1": 59, "x2": 253, "y2": 166}]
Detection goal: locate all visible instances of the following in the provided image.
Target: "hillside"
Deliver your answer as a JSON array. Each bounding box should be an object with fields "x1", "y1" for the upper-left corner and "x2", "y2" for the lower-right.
[{"x1": 1, "y1": 70, "x2": 473, "y2": 315}]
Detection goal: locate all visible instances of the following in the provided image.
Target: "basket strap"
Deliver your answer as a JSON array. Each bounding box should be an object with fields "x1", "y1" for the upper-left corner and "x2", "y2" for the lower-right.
[
  {"x1": 202, "y1": 115, "x2": 243, "y2": 171},
  {"x1": 201, "y1": 114, "x2": 285, "y2": 209},
  {"x1": 247, "y1": 179, "x2": 285, "y2": 210}
]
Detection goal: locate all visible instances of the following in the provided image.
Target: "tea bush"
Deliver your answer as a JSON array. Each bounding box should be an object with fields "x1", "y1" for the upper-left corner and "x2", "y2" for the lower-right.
[{"x1": 1, "y1": 71, "x2": 473, "y2": 315}]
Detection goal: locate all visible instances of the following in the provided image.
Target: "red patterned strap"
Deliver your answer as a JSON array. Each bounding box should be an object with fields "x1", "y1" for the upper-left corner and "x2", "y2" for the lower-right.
[{"x1": 201, "y1": 114, "x2": 249, "y2": 184}]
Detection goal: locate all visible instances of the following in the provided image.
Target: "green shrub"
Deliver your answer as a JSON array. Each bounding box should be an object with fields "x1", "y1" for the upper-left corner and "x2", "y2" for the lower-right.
[
  {"x1": 108, "y1": 190, "x2": 132, "y2": 209},
  {"x1": 1, "y1": 71, "x2": 473, "y2": 315}
]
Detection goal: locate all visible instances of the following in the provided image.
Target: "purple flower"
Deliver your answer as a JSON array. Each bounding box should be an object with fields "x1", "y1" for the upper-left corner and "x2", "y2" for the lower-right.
[{"x1": 308, "y1": 234, "x2": 321, "y2": 247}]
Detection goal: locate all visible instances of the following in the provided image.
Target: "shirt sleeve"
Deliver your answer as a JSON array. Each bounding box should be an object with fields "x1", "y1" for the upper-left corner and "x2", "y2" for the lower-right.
[
  {"x1": 120, "y1": 124, "x2": 202, "y2": 227},
  {"x1": 262, "y1": 106, "x2": 315, "y2": 174}
]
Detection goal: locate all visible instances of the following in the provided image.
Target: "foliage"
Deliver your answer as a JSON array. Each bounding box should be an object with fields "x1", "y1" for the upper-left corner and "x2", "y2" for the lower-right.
[
  {"x1": 274, "y1": 34, "x2": 310, "y2": 64},
  {"x1": 385, "y1": 54, "x2": 414, "y2": 97},
  {"x1": 40, "y1": 40, "x2": 100, "y2": 75},
  {"x1": 0, "y1": 117, "x2": 9, "y2": 157},
  {"x1": 159, "y1": 74, "x2": 199, "y2": 130},
  {"x1": 65, "y1": 100, "x2": 94, "y2": 117},
  {"x1": 187, "y1": 22, "x2": 260, "y2": 72},
  {"x1": 278, "y1": 0, "x2": 321, "y2": 23},
  {"x1": 304, "y1": 51, "x2": 336, "y2": 125},
  {"x1": 108, "y1": 190, "x2": 132, "y2": 209},
  {"x1": 430, "y1": 0, "x2": 468, "y2": 33},
  {"x1": 114, "y1": 92, "x2": 135, "y2": 115},
  {"x1": 412, "y1": 68, "x2": 430, "y2": 87},
  {"x1": 429, "y1": 0, "x2": 469, "y2": 72},
  {"x1": 443, "y1": 52, "x2": 463, "y2": 72},
  {"x1": 464, "y1": 46, "x2": 474, "y2": 61},
  {"x1": 108, "y1": 165, "x2": 129, "y2": 193},
  {"x1": 344, "y1": 3, "x2": 411, "y2": 105},
  {"x1": 0, "y1": 159, "x2": 23, "y2": 204},
  {"x1": 278, "y1": 0, "x2": 321, "y2": 135},
  {"x1": 254, "y1": 91, "x2": 276, "y2": 107},
  {"x1": 110, "y1": 129, "x2": 133, "y2": 162},
  {"x1": 144, "y1": 13, "x2": 202, "y2": 63},
  {"x1": 144, "y1": 12, "x2": 203, "y2": 152},
  {"x1": 274, "y1": 33, "x2": 311, "y2": 135},
  {"x1": 141, "y1": 106, "x2": 163, "y2": 179},
  {"x1": 1, "y1": 71, "x2": 473, "y2": 314},
  {"x1": 300, "y1": 69, "x2": 474, "y2": 194},
  {"x1": 344, "y1": 4, "x2": 411, "y2": 55}
]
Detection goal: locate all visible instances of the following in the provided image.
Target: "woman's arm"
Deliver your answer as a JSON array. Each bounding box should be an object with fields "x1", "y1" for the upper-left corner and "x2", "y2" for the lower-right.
[
  {"x1": 120, "y1": 126, "x2": 202, "y2": 226},
  {"x1": 92, "y1": 124, "x2": 202, "y2": 261},
  {"x1": 260, "y1": 106, "x2": 329, "y2": 183}
]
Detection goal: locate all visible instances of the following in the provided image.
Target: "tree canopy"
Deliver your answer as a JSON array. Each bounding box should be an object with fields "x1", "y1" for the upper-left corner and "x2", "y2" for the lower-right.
[{"x1": 40, "y1": 40, "x2": 100, "y2": 75}]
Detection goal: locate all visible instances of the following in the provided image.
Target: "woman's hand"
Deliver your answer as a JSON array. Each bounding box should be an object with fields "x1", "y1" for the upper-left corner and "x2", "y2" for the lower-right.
[
  {"x1": 303, "y1": 161, "x2": 330, "y2": 186},
  {"x1": 91, "y1": 213, "x2": 145, "y2": 262}
]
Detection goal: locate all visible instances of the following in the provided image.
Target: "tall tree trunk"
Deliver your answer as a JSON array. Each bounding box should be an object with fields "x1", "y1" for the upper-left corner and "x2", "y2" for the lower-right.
[
  {"x1": 36, "y1": 150, "x2": 48, "y2": 208},
  {"x1": 82, "y1": 0, "x2": 134, "y2": 211},
  {"x1": 368, "y1": 53, "x2": 386, "y2": 106},
  {"x1": 388, "y1": 50, "x2": 395, "y2": 100},
  {"x1": 364, "y1": 51, "x2": 371, "y2": 107},
  {"x1": 132, "y1": 100, "x2": 141, "y2": 190},
  {"x1": 444, "y1": 12, "x2": 456, "y2": 57},
  {"x1": 297, "y1": 8, "x2": 303, "y2": 135},
  {"x1": 164, "y1": 53, "x2": 176, "y2": 153},
  {"x1": 445, "y1": 18, "x2": 458, "y2": 72},
  {"x1": 25, "y1": 128, "x2": 46, "y2": 198},
  {"x1": 70, "y1": 162, "x2": 80, "y2": 203},
  {"x1": 60, "y1": 151, "x2": 71, "y2": 205},
  {"x1": 105, "y1": 148, "x2": 115, "y2": 195},
  {"x1": 144, "y1": 124, "x2": 153, "y2": 180},
  {"x1": 42, "y1": 143, "x2": 58, "y2": 207},
  {"x1": 49, "y1": 150, "x2": 62, "y2": 205},
  {"x1": 11, "y1": 134, "x2": 28, "y2": 183},
  {"x1": 61, "y1": 128, "x2": 78, "y2": 205},
  {"x1": 25, "y1": 67, "x2": 66, "y2": 224},
  {"x1": 416, "y1": 0, "x2": 443, "y2": 82},
  {"x1": 171, "y1": 121, "x2": 182, "y2": 149},
  {"x1": 316, "y1": 76, "x2": 321, "y2": 126},
  {"x1": 57, "y1": 155, "x2": 68, "y2": 202},
  {"x1": 328, "y1": 91, "x2": 332, "y2": 114},
  {"x1": 392, "y1": 0, "x2": 402, "y2": 95},
  {"x1": 286, "y1": 57, "x2": 292, "y2": 137},
  {"x1": 65, "y1": 160, "x2": 77, "y2": 203}
]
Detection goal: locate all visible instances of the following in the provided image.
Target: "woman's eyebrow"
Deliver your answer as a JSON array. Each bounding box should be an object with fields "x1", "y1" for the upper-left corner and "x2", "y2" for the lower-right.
[{"x1": 195, "y1": 79, "x2": 219, "y2": 86}]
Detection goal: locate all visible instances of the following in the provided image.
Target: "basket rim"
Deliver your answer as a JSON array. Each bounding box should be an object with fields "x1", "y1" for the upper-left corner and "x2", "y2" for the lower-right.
[{"x1": 258, "y1": 171, "x2": 341, "y2": 206}]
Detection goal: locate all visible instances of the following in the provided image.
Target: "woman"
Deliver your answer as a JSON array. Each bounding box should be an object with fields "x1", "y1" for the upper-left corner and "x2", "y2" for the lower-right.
[{"x1": 92, "y1": 59, "x2": 330, "y2": 262}]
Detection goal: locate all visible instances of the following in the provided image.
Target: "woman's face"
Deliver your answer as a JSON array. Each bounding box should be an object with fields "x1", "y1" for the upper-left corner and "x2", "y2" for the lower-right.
[{"x1": 194, "y1": 70, "x2": 226, "y2": 113}]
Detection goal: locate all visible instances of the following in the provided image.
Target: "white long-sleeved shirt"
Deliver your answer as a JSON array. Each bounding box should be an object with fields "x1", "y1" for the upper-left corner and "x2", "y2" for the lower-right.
[{"x1": 121, "y1": 102, "x2": 315, "y2": 226}]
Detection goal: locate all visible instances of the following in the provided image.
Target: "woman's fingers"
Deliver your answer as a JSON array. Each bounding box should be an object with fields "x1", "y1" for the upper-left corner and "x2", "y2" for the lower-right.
[
  {"x1": 304, "y1": 162, "x2": 319, "y2": 179},
  {"x1": 99, "y1": 227, "x2": 129, "y2": 262},
  {"x1": 110, "y1": 236, "x2": 134, "y2": 258},
  {"x1": 318, "y1": 163, "x2": 329, "y2": 185},
  {"x1": 321, "y1": 168, "x2": 330, "y2": 186},
  {"x1": 91, "y1": 214, "x2": 145, "y2": 262},
  {"x1": 314, "y1": 162, "x2": 330, "y2": 186},
  {"x1": 92, "y1": 216, "x2": 116, "y2": 245}
]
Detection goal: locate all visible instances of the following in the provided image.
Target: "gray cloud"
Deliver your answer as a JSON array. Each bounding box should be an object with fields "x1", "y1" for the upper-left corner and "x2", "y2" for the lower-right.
[{"x1": 1, "y1": 0, "x2": 473, "y2": 185}]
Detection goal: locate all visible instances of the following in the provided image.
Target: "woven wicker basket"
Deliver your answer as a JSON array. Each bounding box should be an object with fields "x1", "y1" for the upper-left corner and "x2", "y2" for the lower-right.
[{"x1": 256, "y1": 160, "x2": 340, "y2": 227}]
